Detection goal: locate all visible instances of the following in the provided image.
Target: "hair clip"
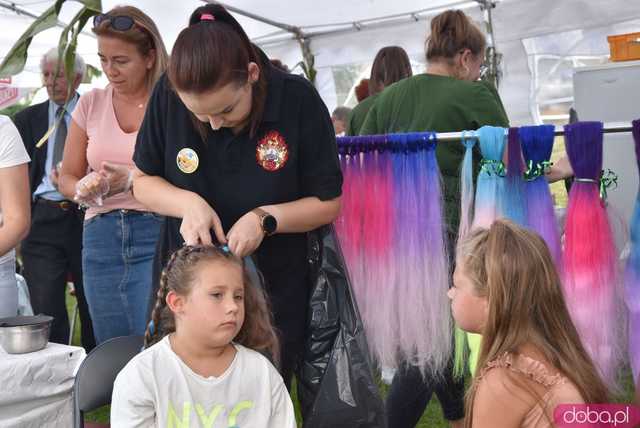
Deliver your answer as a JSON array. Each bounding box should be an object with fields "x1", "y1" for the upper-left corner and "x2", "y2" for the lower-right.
[
  {"x1": 201, "y1": 13, "x2": 215, "y2": 21},
  {"x1": 219, "y1": 244, "x2": 231, "y2": 254}
]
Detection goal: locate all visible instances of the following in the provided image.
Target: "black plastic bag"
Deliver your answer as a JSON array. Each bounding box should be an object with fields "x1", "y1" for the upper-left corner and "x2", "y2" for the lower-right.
[{"x1": 298, "y1": 224, "x2": 386, "y2": 428}]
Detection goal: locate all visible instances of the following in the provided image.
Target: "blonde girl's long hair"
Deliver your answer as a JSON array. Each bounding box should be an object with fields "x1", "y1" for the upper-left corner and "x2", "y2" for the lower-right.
[
  {"x1": 144, "y1": 245, "x2": 280, "y2": 365},
  {"x1": 460, "y1": 220, "x2": 608, "y2": 427}
]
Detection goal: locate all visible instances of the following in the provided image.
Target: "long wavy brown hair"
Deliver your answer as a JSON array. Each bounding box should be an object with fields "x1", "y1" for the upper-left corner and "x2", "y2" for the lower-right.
[
  {"x1": 460, "y1": 220, "x2": 608, "y2": 427},
  {"x1": 368, "y1": 46, "x2": 412, "y2": 95},
  {"x1": 145, "y1": 245, "x2": 280, "y2": 365}
]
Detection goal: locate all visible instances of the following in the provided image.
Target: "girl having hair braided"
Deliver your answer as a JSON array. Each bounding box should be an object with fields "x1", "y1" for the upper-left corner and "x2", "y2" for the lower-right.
[{"x1": 111, "y1": 245, "x2": 295, "y2": 427}]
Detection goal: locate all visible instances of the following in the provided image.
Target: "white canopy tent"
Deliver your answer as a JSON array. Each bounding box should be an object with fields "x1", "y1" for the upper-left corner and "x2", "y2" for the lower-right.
[{"x1": 1, "y1": 0, "x2": 639, "y2": 126}]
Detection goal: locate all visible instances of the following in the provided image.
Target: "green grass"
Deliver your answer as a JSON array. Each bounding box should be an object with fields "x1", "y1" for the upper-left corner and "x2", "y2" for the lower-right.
[{"x1": 66, "y1": 290, "x2": 635, "y2": 427}]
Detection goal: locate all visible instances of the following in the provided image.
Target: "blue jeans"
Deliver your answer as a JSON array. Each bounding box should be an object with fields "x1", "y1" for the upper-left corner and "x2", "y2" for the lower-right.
[
  {"x1": 82, "y1": 210, "x2": 161, "y2": 344},
  {"x1": 0, "y1": 251, "x2": 18, "y2": 317}
]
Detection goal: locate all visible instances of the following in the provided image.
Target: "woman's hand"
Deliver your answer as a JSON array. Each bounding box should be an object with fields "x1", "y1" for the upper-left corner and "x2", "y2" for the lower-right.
[
  {"x1": 100, "y1": 161, "x2": 132, "y2": 196},
  {"x1": 545, "y1": 156, "x2": 574, "y2": 183},
  {"x1": 180, "y1": 194, "x2": 226, "y2": 246},
  {"x1": 226, "y1": 211, "x2": 264, "y2": 257},
  {"x1": 74, "y1": 171, "x2": 109, "y2": 207}
]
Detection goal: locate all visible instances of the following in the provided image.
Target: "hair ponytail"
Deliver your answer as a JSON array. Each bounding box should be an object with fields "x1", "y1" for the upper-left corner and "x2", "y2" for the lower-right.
[
  {"x1": 169, "y1": 4, "x2": 267, "y2": 138},
  {"x1": 426, "y1": 9, "x2": 485, "y2": 62}
]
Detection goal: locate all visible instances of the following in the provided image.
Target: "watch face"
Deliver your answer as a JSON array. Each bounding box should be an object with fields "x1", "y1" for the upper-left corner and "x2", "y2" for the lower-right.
[{"x1": 263, "y1": 215, "x2": 277, "y2": 234}]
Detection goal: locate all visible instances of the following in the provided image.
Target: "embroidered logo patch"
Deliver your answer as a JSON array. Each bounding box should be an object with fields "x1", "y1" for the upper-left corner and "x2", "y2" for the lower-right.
[
  {"x1": 256, "y1": 130, "x2": 288, "y2": 172},
  {"x1": 176, "y1": 148, "x2": 199, "y2": 174}
]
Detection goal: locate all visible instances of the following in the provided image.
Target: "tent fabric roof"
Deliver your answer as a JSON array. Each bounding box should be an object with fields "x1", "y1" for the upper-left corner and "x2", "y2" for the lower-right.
[{"x1": 1, "y1": 0, "x2": 639, "y2": 125}]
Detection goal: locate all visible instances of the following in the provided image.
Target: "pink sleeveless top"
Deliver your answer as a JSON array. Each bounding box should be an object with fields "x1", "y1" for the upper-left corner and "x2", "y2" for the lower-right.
[
  {"x1": 479, "y1": 352, "x2": 585, "y2": 428},
  {"x1": 72, "y1": 86, "x2": 148, "y2": 219}
]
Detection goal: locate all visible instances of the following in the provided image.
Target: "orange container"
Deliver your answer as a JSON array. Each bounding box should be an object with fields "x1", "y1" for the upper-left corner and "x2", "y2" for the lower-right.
[{"x1": 607, "y1": 32, "x2": 640, "y2": 62}]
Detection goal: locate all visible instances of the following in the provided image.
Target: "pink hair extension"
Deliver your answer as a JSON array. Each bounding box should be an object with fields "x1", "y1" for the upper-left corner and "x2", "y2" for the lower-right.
[
  {"x1": 625, "y1": 119, "x2": 640, "y2": 383},
  {"x1": 335, "y1": 145, "x2": 366, "y2": 310},
  {"x1": 563, "y1": 121, "x2": 625, "y2": 387},
  {"x1": 360, "y1": 143, "x2": 397, "y2": 365}
]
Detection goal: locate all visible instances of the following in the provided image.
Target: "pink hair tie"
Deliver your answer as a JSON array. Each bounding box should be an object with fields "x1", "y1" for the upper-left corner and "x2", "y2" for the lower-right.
[{"x1": 201, "y1": 13, "x2": 215, "y2": 21}]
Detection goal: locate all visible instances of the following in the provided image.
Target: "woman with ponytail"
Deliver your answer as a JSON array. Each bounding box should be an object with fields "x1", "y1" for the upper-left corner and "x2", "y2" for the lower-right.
[
  {"x1": 132, "y1": 3, "x2": 342, "y2": 390},
  {"x1": 111, "y1": 245, "x2": 295, "y2": 427},
  {"x1": 360, "y1": 9, "x2": 508, "y2": 427}
]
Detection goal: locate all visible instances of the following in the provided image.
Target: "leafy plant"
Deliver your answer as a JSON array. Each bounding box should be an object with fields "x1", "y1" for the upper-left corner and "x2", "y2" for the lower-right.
[
  {"x1": 0, "y1": 1, "x2": 103, "y2": 146},
  {"x1": 0, "y1": 0, "x2": 103, "y2": 89},
  {"x1": 293, "y1": 38, "x2": 317, "y2": 84}
]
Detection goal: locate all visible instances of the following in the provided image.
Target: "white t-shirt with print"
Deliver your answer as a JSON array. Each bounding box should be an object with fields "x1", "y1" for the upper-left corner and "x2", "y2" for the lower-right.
[
  {"x1": 0, "y1": 115, "x2": 30, "y2": 262},
  {"x1": 111, "y1": 336, "x2": 297, "y2": 428}
]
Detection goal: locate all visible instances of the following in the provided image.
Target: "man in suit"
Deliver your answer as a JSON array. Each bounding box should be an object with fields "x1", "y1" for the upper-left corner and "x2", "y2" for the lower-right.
[{"x1": 13, "y1": 48, "x2": 95, "y2": 350}]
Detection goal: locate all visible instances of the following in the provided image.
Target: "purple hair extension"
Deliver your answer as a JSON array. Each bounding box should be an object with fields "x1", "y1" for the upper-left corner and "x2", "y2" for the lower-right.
[
  {"x1": 390, "y1": 133, "x2": 451, "y2": 375},
  {"x1": 519, "y1": 125, "x2": 562, "y2": 265},
  {"x1": 625, "y1": 119, "x2": 640, "y2": 383},
  {"x1": 563, "y1": 121, "x2": 625, "y2": 387}
]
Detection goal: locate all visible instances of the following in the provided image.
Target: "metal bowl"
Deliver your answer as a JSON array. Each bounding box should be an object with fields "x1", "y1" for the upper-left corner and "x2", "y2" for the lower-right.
[{"x1": 0, "y1": 315, "x2": 53, "y2": 354}]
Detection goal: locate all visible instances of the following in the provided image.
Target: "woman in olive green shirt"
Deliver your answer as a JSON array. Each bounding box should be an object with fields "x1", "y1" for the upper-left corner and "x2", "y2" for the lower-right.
[
  {"x1": 359, "y1": 10, "x2": 508, "y2": 428},
  {"x1": 346, "y1": 46, "x2": 413, "y2": 136}
]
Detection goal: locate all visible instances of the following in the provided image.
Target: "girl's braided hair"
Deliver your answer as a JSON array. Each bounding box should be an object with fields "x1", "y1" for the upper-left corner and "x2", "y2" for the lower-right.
[{"x1": 144, "y1": 245, "x2": 280, "y2": 364}]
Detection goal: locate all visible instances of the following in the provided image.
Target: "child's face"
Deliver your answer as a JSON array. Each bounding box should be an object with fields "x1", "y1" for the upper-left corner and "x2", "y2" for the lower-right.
[
  {"x1": 448, "y1": 260, "x2": 488, "y2": 334},
  {"x1": 177, "y1": 261, "x2": 246, "y2": 348}
]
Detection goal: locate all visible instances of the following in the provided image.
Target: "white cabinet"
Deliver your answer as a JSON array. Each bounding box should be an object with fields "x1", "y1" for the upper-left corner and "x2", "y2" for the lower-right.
[{"x1": 573, "y1": 61, "x2": 640, "y2": 249}]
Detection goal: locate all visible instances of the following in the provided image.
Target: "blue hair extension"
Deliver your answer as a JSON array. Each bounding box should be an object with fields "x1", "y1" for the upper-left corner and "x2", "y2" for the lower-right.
[
  {"x1": 502, "y1": 127, "x2": 527, "y2": 226},
  {"x1": 472, "y1": 126, "x2": 507, "y2": 228}
]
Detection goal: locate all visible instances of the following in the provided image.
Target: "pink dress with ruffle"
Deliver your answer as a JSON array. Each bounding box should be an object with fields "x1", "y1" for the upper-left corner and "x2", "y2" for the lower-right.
[{"x1": 479, "y1": 352, "x2": 585, "y2": 427}]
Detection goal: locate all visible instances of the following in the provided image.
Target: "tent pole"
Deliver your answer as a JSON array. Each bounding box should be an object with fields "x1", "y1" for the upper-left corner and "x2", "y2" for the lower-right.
[
  {"x1": 476, "y1": 0, "x2": 501, "y2": 88},
  {"x1": 201, "y1": 0, "x2": 302, "y2": 35}
]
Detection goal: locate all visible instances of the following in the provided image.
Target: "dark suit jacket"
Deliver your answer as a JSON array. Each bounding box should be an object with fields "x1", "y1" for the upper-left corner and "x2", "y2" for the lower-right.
[{"x1": 12, "y1": 100, "x2": 50, "y2": 196}]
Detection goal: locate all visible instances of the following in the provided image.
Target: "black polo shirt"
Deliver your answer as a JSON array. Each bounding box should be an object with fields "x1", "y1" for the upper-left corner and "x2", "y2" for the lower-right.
[{"x1": 133, "y1": 66, "x2": 342, "y2": 344}]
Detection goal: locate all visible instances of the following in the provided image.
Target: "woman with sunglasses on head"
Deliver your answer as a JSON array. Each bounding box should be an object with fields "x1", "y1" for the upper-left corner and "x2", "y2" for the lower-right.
[
  {"x1": 360, "y1": 10, "x2": 509, "y2": 428},
  {"x1": 131, "y1": 3, "x2": 342, "y2": 393},
  {"x1": 58, "y1": 6, "x2": 169, "y2": 344}
]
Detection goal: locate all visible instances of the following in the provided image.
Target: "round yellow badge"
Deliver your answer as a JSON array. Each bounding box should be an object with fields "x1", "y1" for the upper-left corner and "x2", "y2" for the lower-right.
[{"x1": 176, "y1": 148, "x2": 199, "y2": 174}]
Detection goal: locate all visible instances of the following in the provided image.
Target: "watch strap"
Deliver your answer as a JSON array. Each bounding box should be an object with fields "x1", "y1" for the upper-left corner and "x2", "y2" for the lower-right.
[{"x1": 251, "y1": 208, "x2": 275, "y2": 236}]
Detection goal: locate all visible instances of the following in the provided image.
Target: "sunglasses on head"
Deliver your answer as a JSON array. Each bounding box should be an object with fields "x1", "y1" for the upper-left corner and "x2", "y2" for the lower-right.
[{"x1": 93, "y1": 14, "x2": 136, "y2": 31}]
